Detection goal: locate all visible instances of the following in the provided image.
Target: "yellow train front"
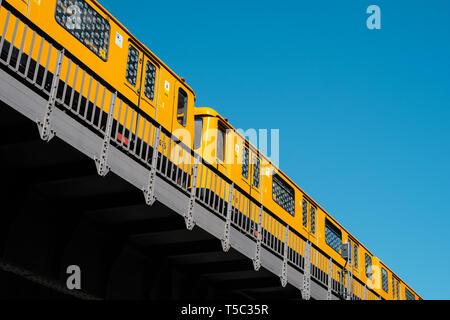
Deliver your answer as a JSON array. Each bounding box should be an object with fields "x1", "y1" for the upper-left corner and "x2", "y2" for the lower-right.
[{"x1": 1, "y1": 0, "x2": 422, "y2": 300}]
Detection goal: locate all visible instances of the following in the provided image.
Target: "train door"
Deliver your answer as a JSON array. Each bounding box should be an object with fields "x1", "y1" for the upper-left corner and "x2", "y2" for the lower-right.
[
  {"x1": 124, "y1": 43, "x2": 163, "y2": 150},
  {"x1": 215, "y1": 119, "x2": 227, "y2": 175},
  {"x1": 124, "y1": 43, "x2": 159, "y2": 117},
  {"x1": 138, "y1": 55, "x2": 159, "y2": 120},
  {"x1": 124, "y1": 42, "x2": 143, "y2": 109},
  {"x1": 171, "y1": 82, "x2": 194, "y2": 148}
]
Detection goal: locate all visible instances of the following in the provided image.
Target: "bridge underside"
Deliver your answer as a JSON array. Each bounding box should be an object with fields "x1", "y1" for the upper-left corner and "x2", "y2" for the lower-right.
[{"x1": 0, "y1": 101, "x2": 303, "y2": 300}]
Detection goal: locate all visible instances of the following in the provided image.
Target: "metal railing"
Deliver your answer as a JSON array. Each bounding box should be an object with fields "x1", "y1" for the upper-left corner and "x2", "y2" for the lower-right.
[{"x1": 0, "y1": 0, "x2": 380, "y2": 300}]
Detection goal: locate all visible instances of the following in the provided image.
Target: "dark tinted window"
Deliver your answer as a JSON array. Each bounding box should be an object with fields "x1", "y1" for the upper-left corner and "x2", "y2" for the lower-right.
[
  {"x1": 217, "y1": 127, "x2": 225, "y2": 162},
  {"x1": 55, "y1": 0, "x2": 110, "y2": 60},
  {"x1": 382, "y1": 268, "x2": 389, "y2": 292},
  {"x1": 405, "y1": 288, "x2": 415, "y2": 300},
  {"x1": 310, "y1": 206, "x2": 316, "y2": 233},
  {"x1": 272, "y1": 174, "x2": 295, "y2": 216},
  {"x1": 252, "y1": 156, "x2": 260, "y2": 188},
  {"x1": 177, "y1": 88, "x2": 188, "y2": 126},
  {"x1": 325, "y1": 219, "x2": 342, "y2": 253},
  {"x1": 144, "y1": 61, "x2": 157, "y2": 100},
  {"x1": 194, "y1": 118, "x2": 203, "y2": 150},
  {"x1": 365, "y1": 254, "x2": 373, "y2": 279},
  {"x1": 242, "y1": 147, "x2": 249, "y2": 179},
  {"x1": 302, "y1": 200, "x2": 308, "y2": 227},
  {"x1": 126, "y1": 45, "x2": 139, "y2": 86}
]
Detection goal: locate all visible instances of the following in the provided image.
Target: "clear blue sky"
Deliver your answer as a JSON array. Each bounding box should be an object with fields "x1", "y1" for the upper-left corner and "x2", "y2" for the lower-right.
[{"x1": 103, "y1": 0, "x2": 450, "y2": 299}]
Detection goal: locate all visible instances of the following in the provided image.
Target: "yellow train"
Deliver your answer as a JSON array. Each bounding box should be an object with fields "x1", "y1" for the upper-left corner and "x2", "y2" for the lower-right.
[{"x1": 1, "y1": 0, "x2": 421, "y2": 300}]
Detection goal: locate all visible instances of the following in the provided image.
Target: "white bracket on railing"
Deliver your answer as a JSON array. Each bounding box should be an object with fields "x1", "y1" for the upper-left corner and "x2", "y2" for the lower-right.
[
  {"x1": 252, "y1": 205, "x2": 263, "y2": 271},
  {"x1": 143, "y1": 126, "x2": 161, "y2": 206},
  {"x1": 280, "y1": 225, "x2": 289, "y2": 287},
  {"x1": 301, "y1": 241, "x2": 311, "y2": 300},
  {"x1": 221, "y1": 183, "x2": 234, "y2": 252},
  {"x1": 327, "y1": 257, "x2": 332, "y2": 300},
  {"x1": 94, "y1": 91, "x2": 117, "y2": 177},
  {"x1": 184, "y1": 155, "x2": 199, "y2": 230},
  {"x1": 37, "y1": 48, "x2": 64, "y2": 142}
]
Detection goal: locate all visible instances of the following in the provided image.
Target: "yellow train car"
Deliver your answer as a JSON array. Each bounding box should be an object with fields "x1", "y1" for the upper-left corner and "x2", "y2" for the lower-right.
[
  {"x1": 194, "y1": 107, "x2": 423, "y2": 300},
  {"x1": 4, "y1": 0, "x2": 195, "y2": 148},
  {"x1": 0, "y1": 0, "x2": 422, "y2": 300}
]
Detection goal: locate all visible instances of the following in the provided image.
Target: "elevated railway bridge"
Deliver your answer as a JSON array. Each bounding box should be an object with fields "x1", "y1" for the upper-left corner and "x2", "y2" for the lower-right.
[{"x1": 0, "y1": 1, "x2": 381, "y2": 300}]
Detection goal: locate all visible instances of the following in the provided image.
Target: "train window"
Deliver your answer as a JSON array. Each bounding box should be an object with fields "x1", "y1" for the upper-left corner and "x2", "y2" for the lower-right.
[
  {"x1": 405, "y1": 288, "x2": 415, "y2": 300},
  {"x1": 381, "y1": 268, "x2": 389, "y2": 292},
  {"x1": 242, "y1": 147, "x2": 249, "y2": 179},
  {"x1": 177, "y1": 88, "x2": 188, "y2": 127},
  {"x1": 354, "y1": 244, "x2": 358, "y2": 268},
  {"x1": 194, "y1": 118, "x2": 203, "y2": 150},
  {"x1": 55, "y1": 0, "x2": 110, "y2": 61},
  {"x1": 252, "y1": 156, "x2": 260, "y2": 188},
  {"x1": 392, "y1": 278, "x2": 397, "y2": 299},
  {"x1": 325, "y1": 219, "x2": 342, "y2": 253},
  {"x1": 310, "y1": 206, "x2": 316, "y2": 234},
  {"x1": 348, "y1": 239, "x2": 352, "y2": 263},
  {"x1": 302, "y1": 200, "x2": 308, "y2": 227},
  {"x1": 272, "y1": 174, "x2": 295, "y2": 216},
  {"x1": 217, "y1": 127, "x2": 225, "y2": 162},
  {"x1": 365, "y1": 254, "x2": 372, "y2": 279},
  {"x1": 126, "y1": 45, "x2": 139, "y2": 86},
  {"x1": 144, "y1": 61, "x2": 157, "y2": 100}
]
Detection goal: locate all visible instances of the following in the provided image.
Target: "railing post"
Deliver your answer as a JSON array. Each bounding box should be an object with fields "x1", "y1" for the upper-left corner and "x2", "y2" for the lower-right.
[
  {"x1": 280, "y1": 225, "x2": 289, "y2": 287},
  {"x1": 184, "y1": 155, "x2": 199, "y2": 230},
  {"x1": 37, "y1": 48, "x2": 64, "y2": 141},
  {"x1": 346, "y1": 267, "x2": 353, "y2": 300},
  {"x1": 252, "y1": 205, "x2": 263, "y2": 271},
  {"x1": 327, "y1": 258, "x2": 332, "y2": 300},
  {"x1": 221, "y1": 182, "x2": 234, "y2": 252},
  {"x1": 143, "y1": 126, "x2": 161, "y2": 206},
  {"x1": 364, "y1": 284, "x2": 367, "y2": 300},
  {"x1": 94, "y1": 91, "x2": 117, "y2": 176},
  {"x1": 302, "y1": 240, "x2": 311, "y2": 300}
]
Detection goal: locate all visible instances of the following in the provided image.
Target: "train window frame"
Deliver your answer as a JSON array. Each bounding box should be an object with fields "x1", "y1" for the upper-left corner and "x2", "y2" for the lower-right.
[
  {"x1": 194, "y1": 117, "x2": 203, "y2": 150},
  {"x1": 241, "y1": 146, "x2": 249, "y2": 179},
  {"x1": 125, "y1": 44, "x2": 139, "y2": 87},
  {"x1": 302, "y1": 200, "x2": 308, "y2": 228},
  {"x1": 381, "y1": 267, "x2": 389, "y2": 293},
  {"x1": 272, "y1": 173, "x2": 295, "y2": 216},
  {"x1": 310, "y1": 206, "x2": 316, "y2": 234},
  {"x1": 252, "y1": 155, "x2": 260, "y2": 188},
  {"x1": 177, "y1": 88, "x2": 188, "y2": 127},
  {"x1": 324, "y1": 218, "x2": 342, "y2": 253},
  {"x1": 365, "y1": 253, "x2": 373, "y2": 279},
  {"x1": 55, "y1": 0, "x2": 111, "y2": 61}
]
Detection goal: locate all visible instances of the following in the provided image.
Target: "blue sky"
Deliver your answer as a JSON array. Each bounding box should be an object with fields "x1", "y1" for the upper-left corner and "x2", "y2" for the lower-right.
[{"x1": 103, "y1": 0, "x2": 450, "y2": 299}]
